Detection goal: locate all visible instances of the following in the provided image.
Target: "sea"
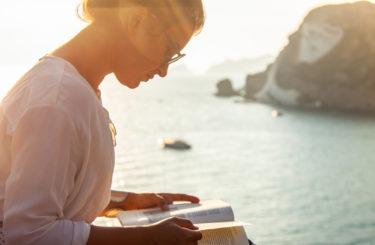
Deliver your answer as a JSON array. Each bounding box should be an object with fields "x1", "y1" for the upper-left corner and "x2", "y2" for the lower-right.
[{"x1": 2, "y1": 61, "x2": 375, "y2": 245}]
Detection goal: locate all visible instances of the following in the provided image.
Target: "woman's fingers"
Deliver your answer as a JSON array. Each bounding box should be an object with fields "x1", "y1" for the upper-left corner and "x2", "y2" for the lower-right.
[
  {"x1": 151, "y1": 217, "x2": 202, "y2": 245},
  {"x1": 158, "y1": 193, "x2": 200, "y2": 204},
  {"x1": 132, "y1": 192, "x2": 200, "y2": 211},
  {"x1": 153, "y1": 193, "x2": 169, "y2": 210},
  {"x1": 186, "y1": 230, "x2": 203, "y2": 242},
  {"x1": 172, "y1": 217, "x2": 198, "y2": 230},
  {"x1": 171, "y1": 217, "x2": 202, "y2": 242}
]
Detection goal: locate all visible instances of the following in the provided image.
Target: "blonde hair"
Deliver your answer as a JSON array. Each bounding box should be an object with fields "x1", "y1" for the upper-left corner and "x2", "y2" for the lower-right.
[{"x1": 76, "y1": 0, "x2": 205, "y2": 36}]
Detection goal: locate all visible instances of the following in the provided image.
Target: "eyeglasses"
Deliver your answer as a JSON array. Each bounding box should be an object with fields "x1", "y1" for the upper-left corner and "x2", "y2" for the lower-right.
[{"x1": 151, "y1": 14, "x2": 186, "y2": 65}]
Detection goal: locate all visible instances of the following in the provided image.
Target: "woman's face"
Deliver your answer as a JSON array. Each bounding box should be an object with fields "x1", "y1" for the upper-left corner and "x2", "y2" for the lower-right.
[{"x1": 112, "y1": 9, "x2": 194, "y2": 89}]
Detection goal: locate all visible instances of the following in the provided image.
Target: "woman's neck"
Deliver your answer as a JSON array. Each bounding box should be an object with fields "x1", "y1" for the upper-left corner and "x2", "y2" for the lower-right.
[{"x1": 50, "y1": 22, "x2": 116, "y2": 92}]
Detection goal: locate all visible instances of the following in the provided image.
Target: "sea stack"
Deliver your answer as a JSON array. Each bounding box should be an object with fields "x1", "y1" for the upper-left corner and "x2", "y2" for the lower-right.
[
  {"x1": 245, "y1": 1, "x2": 375, "y2": 112},
  {"x1": 215, "y1": 79, "x2": 240, "y2": 97}
]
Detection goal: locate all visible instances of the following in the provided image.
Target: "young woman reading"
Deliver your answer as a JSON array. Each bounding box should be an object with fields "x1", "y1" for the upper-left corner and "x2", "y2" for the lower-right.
[{"x1": 0, "y1": 0, "x2": 205, "y2": 244}]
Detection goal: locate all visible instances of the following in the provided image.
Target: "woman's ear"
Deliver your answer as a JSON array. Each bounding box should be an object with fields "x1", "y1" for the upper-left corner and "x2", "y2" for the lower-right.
[
  {"x1": 127, "y1": 6, "x2": 151, "y2": 36},
  {"x1": 128, "y1": 7, "x2": 163, "y2": 37}
]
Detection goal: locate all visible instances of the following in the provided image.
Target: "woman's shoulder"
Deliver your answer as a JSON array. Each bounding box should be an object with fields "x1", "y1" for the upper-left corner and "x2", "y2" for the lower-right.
[
  {"x1": 44, "y1": 56, "x2": 102, "y2": 113},
  {"x1": 1, "y1": 56, "x2": 103, "y2": 133}
]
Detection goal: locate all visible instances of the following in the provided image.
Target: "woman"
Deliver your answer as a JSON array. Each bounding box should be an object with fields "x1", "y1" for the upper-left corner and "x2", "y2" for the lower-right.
[{"x1": 0, "y1": 0, "x2": 205, "y2": 244}]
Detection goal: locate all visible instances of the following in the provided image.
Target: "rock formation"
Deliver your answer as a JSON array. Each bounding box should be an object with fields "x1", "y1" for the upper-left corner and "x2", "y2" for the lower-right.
[
  {"x1": 244, "y1": 1, "x2": 375, "y2": 112},
  {"x1": 215, "y1": 79, "x2": 240, "y2": 97},
  {"x1": 244, "y1": 66, "x2": 270, "y2": 100}
]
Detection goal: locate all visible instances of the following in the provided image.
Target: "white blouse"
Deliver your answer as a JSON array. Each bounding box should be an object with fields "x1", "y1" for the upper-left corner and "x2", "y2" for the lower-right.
[{"x1": 0, "y1": 56, "x2": 115, "y2": 245}]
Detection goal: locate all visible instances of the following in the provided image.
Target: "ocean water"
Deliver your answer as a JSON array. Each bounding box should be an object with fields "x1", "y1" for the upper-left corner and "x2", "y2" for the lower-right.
[
  {"x1": 2, "y1": 64, "x2": 375, "y2": 245},
  {"x1": 100, "y1": 71, "x2": 375, "y2": 245}
]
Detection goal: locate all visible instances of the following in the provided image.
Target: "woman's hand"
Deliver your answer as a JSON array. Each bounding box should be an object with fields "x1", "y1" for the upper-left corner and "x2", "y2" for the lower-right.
[
  {"x1": 146, "y1": 217, "x2": 202, "y2": 245},
  {"x1": 87, "y1": 217, "x2": 202, "y2": 245},
  {"x1": 124, "y1": 192, "x2": 200, "y2": 211}
]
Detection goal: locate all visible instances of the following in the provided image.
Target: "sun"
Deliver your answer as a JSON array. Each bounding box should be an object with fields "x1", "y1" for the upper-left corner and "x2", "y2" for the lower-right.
[
  {"x1": 0, "y1": 82, "x2": 13, "y2": 101},
  {"x1": 0, "y1": 66, "x2": 26, "y2": 101}
]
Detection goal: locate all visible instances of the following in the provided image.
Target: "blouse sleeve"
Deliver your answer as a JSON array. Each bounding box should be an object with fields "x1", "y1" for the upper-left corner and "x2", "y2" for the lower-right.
[{"x1": 3, "y1": 106, "x2": 91, "y2": 245}]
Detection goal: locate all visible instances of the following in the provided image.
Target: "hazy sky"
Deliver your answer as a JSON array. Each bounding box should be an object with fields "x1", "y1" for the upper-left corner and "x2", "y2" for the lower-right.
[{"x1": 0, "y1": 0, "x2": 373, "y2": 74}]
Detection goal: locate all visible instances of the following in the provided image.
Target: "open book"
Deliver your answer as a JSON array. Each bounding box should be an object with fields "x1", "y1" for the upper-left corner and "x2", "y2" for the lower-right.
[{"x1": 116, "y1": 199, "x2": 250, "y2": 245}]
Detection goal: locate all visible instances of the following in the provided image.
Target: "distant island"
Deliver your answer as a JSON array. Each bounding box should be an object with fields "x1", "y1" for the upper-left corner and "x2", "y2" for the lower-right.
[
  {"x1": 206, "y1": 55, "x2": 274, "y2": 76},
  {"x1": 168, "y1": 65, "x2": 194, "y2": 77},
  {"x1": 217, "y1": 1, "x2": 375, "y2": 113},
  {"x1": 168, "y1": 55, "x2": 274, "y2": 77}
]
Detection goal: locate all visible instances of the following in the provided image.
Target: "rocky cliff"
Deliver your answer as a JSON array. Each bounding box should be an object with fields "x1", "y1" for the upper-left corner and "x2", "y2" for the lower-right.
[{"x1": 245, "y1": 1, "x2": 375, "y2": 112}]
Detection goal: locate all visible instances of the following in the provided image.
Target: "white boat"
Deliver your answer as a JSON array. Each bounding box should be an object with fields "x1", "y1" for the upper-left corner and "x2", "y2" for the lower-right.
[{"x1": 159, "y1": 138, "x2": 192, "y2": 150}]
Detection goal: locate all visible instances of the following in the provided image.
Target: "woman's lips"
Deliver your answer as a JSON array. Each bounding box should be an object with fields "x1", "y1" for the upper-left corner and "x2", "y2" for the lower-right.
[
  {"x1": 141, "y1": 74, "x2": 156, "y2": 82},
  {"x1": 145, "y1": 74, "x2": 155, "y2": 81}
]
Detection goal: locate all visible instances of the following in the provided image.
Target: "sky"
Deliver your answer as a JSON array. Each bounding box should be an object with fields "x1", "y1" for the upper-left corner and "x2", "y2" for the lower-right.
[{"x1": 0, "y1": 0, "x2": 373, "y2": 75}]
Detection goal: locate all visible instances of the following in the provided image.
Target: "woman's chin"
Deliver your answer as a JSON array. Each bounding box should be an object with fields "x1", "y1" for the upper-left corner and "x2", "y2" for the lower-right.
[
  {"x1": 117, "y1": 79, "x2": 142, "y2": 89},
  {"x1": 114, "y1": 73, "x2": 142, "y2": 89},
  {"x1": 126, "y1": 81, "x2": 141, "y2": 89}
]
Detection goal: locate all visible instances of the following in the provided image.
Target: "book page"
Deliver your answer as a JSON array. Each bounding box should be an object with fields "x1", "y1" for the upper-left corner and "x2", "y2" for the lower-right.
[
  {"x1": 199, "y1": 226, "x2": 249, "y2": 245},
  {"x1": 197, "y1": 221, "x2": 249, "y2": 231},
  {"x1": 117, "y1": 200, "x2": 234, "y2": 226},
  {"x1": 92, "y1": 217, "x2": 122, "y2": 227}
]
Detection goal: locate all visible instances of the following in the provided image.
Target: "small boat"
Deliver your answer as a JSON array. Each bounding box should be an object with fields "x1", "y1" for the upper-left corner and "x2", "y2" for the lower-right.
[
  {"x1": 159, "y1": 138, "x2": 192, "y2": 150},
  {"x1": 271, "y1": 110, "x2": 283, "y2": 118}
]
